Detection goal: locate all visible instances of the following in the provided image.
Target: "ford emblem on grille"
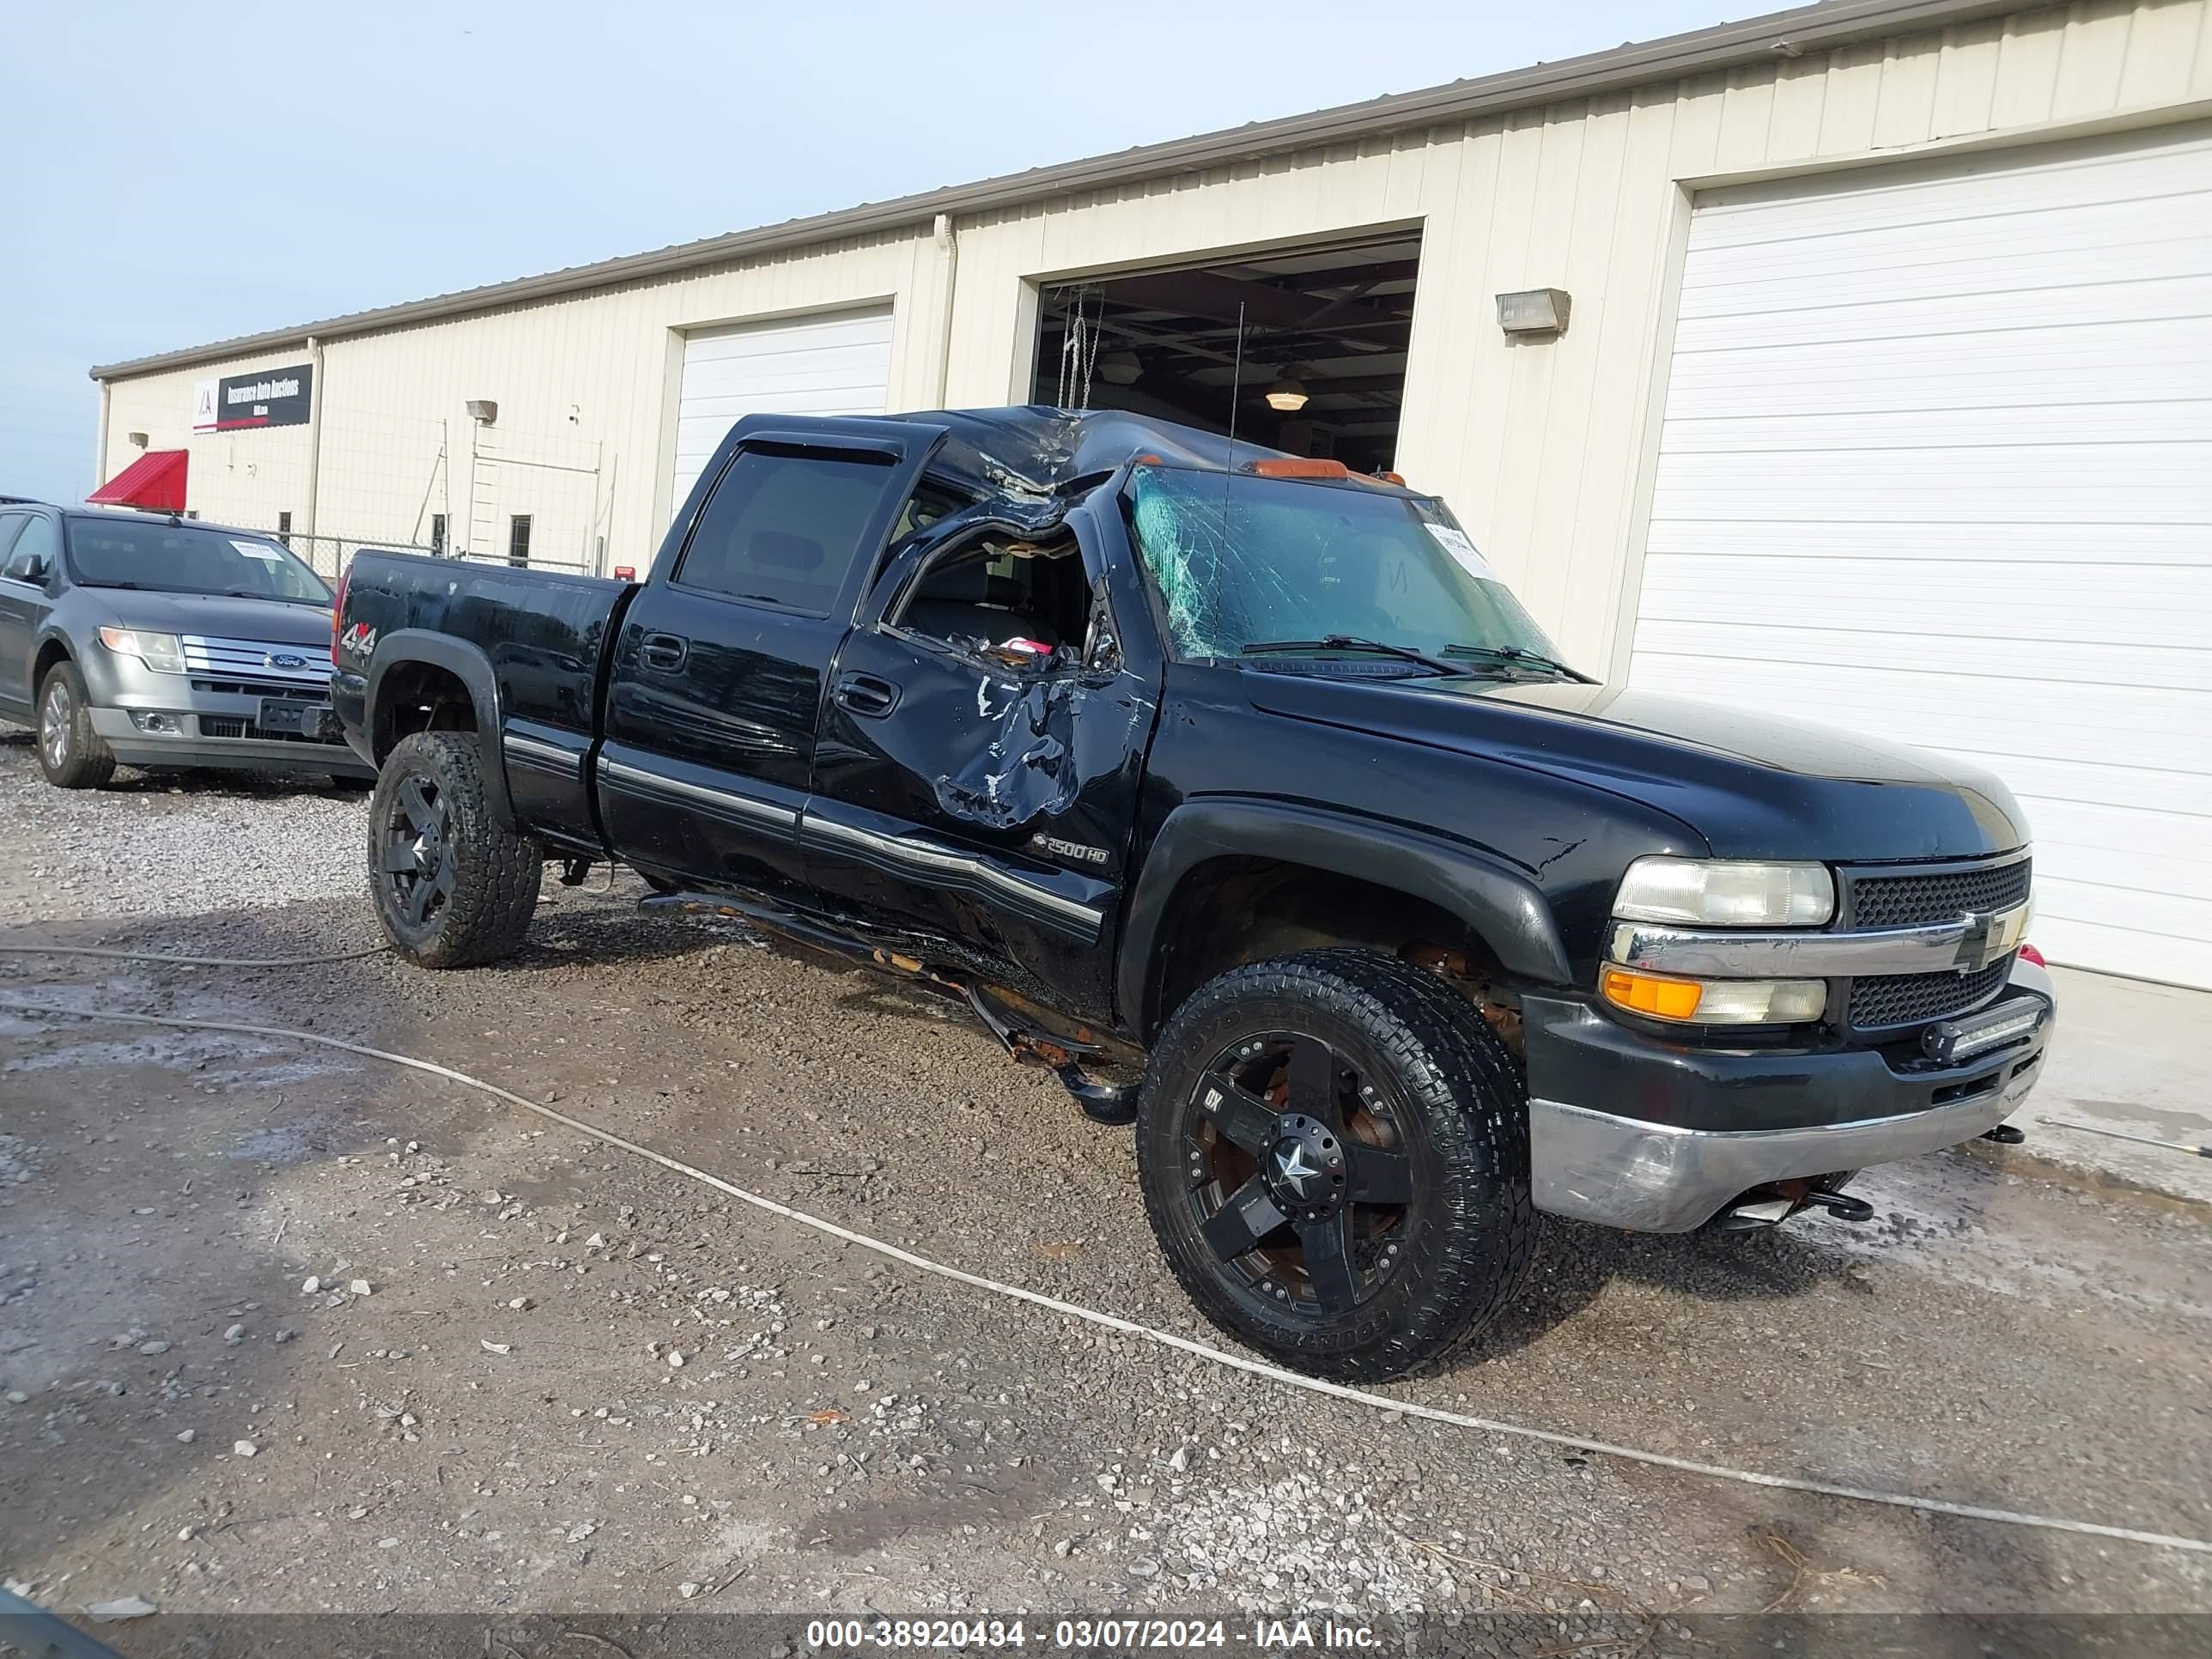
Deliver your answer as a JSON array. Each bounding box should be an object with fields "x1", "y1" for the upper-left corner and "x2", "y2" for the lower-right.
[{"x1": 264, "y1": 652, "x2": 309, "y2": 671}]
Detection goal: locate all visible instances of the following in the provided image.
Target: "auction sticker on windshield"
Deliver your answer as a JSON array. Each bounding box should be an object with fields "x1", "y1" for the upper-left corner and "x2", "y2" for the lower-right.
[
  {"x1": 232, "y1": 540, "x2": 284, "y2": 561},
  {"x1": 1423, "y1": 522, "x2": 1497, "y2": 582}
]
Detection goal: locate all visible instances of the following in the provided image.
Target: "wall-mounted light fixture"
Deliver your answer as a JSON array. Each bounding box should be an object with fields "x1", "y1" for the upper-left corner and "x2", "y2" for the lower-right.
[
  {"x1": 1264, "y1": 373, "x2": 1310, "y2": 413},
  {"x1": 126, "y1": 431, "x2": 149, "y2": 448},
  {"x1": 465, "y1": 399, "x2": 499, "y2": 426},
  {"x1": 1497, "y1": 289, "x2": 1571, "y2": 336}
]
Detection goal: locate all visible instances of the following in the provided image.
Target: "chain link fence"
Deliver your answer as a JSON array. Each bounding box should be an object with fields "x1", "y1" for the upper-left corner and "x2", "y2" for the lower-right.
[
  {"x1": 277, "y1": 529, "x2": 605, "y2": 585},
  {"x1": 167, "y1": 406, "x2": 618, "y2": 584},
  {"x1": 219, "y1": 410, "x2": 612, "y2": 584},
  {"x1": 279, "y1": 531, "x2": 434, "y2": 582}
]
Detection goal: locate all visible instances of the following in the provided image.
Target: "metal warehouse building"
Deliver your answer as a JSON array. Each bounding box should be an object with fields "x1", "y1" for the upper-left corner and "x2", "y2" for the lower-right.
[{"x1": 87, "y1": 0, "x2": 2212, "y2": 988}]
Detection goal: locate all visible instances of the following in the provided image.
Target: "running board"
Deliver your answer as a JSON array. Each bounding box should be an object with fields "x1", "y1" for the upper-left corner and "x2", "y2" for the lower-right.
[
  {"x1": 641, "y1": 889, "x2": 1139, "y2": 1126},
  {"x1": 960, "y1": 982, "x2": 1139, "y2": 1125}
]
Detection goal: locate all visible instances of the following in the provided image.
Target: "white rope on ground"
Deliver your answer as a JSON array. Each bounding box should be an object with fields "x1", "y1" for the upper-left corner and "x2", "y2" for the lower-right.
[
  {"x1": 4, "y1": 993, "x2": 2207, "y2": 1559},
  {"x1": 0, "y1": 945, "x2": 388, "y2": 969}
]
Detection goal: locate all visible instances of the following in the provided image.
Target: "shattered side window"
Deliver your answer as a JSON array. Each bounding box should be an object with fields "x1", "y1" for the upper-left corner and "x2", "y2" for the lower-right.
[{"x1": 1125, "y1": 465, "x2": 1560, "y2": 665}]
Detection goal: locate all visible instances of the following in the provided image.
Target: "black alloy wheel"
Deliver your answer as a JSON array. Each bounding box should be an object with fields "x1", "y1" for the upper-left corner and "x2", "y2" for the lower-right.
[
  {"x1": 380, "y1": 772, "x2": 456, "y2": 931},
  {"x1": 364, "y1": 731, "x2": 541, "y2": 968},
  {"x1": 1185, "y1": 1030, "x2": 1413, "y2": 1318},
  {"x1": 1137, "y1": 949, "x2": 1535, "y2": 1382}
]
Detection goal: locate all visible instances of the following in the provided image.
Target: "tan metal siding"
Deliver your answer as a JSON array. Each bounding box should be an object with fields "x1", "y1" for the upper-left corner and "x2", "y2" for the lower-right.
[
  {"x1": 100, "y1": 347, "x2": 318, "y2": 538},
  {"x1": 94, "y1": 0, "x2": 2212, "y2": 639},
  {"x1": 945, "y1": 0, "x2": 2210, "y2": 665},
  {"x1": 99, "y1": 228, "x2": 949, "y2": 573}
]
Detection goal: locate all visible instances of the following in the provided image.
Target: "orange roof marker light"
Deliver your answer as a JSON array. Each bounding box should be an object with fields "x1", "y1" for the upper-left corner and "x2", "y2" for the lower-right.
[{"x1": 1245, "y1": 457, "x2": 1349, "y2": 480}]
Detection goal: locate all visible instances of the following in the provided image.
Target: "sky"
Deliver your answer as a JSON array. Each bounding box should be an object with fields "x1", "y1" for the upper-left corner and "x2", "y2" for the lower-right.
[{"x1": 2, "y1": 0, "x2": 1744, "y2": 503}]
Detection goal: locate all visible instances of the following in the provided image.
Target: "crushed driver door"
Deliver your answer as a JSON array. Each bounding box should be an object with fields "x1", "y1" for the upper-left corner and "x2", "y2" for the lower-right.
[{"x1": 802, "y1": 507, "x2": 1157, "y2": 1025}]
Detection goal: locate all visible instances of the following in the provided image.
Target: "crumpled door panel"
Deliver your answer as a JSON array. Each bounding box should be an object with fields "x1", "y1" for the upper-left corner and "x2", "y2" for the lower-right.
[
  {"x1": 809, "y1": 631, "x2": 1157, "y2": 1024},
  {"x1": 935, "y1": 671, "x2": 1149, "y2": 831}
]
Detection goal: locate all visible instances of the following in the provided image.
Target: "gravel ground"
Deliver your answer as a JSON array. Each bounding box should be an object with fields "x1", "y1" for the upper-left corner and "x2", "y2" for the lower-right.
[
  {"x1": 1, "y1": 733, "x2": 2208, "y2": 1653},
  {"x1": 0, "y1": 732, "x2": 368, "y2": 927}
]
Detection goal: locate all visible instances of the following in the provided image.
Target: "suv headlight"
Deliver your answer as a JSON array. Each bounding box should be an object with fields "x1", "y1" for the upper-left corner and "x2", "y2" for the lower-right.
[
  {"x1": 1613, "y1": 857, "x2": 1833, "y2": 927},
  {"x1": 98, "y1": 626, "x2": 187, "y2": 675}
]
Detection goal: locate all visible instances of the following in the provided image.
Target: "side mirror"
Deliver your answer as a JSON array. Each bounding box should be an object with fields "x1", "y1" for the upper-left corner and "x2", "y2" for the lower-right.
[{"x1": 3, "y1": 554, "x2": 47, "y2": 583}]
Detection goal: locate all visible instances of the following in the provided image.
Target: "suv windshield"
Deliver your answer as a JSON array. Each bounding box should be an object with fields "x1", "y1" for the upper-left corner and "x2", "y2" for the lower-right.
[
  {"x1": 64, "y1": 519, "x2": 331, "y2": 605},
  {"x1": 1126, "y1": 465, "x2": 1565, "y2": 672}
]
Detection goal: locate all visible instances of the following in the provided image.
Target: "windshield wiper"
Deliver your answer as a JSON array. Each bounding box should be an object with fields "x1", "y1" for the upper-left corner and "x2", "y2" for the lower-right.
[
  {"x1": 1440, "y1": 643, "x2": 1595, "y2": 683},
  {"x1": 1243, "y1": 635, "x2": 1464, "y2": 677}
]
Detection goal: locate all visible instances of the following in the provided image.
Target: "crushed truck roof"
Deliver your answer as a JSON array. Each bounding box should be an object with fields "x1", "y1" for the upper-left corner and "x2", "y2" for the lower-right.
[{"x1": 889, "y1": 405, "x2": 1290, "y2": 502}]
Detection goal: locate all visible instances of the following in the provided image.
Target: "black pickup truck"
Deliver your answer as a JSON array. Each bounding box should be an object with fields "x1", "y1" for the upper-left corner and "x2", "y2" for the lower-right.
[{"x1": 334, "y1": 406, "x2": 2053, "y2": 1381}]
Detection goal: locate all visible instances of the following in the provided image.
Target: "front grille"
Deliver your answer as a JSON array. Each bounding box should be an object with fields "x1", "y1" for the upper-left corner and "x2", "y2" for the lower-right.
[
  {"x1": 195, "y1": 714, "x2": 343, "y2": 746},
  {"x1": 1848, "y1": 857, "x2": 2031, "y2": 929},
  {"x1": 179, "y1": 635, "x2": 331, "y2": 690},
  {"x1": 191, "y1": 677, "x2": 331, "y2": 700},
  {"x1": 1849, "y1": 957, "x2": 2012, "y2": 1033}
]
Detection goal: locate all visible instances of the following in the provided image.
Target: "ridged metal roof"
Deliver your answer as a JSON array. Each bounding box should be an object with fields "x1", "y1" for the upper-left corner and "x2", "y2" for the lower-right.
[{"x1": 89, "y1": 0, "x2": 2013, "y2": 380}]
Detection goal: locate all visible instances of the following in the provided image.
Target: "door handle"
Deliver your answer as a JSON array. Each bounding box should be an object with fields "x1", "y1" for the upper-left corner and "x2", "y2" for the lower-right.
[
  {"x1": 639, "y1": 632, "x2": 688, "y2": 672},
  {"x1": 833, "y1": 672, "x2": 901, "y2": 717}
]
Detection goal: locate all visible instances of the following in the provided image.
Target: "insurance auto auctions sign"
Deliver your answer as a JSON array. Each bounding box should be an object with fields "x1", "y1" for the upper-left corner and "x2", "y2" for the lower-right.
[{"x1": 191, "y1": 363, "x2": 313, "y2": 432}]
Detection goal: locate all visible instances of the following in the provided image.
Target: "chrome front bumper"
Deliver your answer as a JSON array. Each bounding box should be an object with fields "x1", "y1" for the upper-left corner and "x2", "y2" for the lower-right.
[{"x1": 1528, "y1": 963, "x2": 2053, "y2": 1232}]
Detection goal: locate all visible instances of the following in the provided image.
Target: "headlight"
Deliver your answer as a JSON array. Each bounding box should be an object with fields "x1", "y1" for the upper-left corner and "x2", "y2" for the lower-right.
[
  {"x1": 1601, "y1": 968, "x2": 1826, "y2": 1025},
  {"x1": 98, "y1": 626, "x2": 186, "y2": 675},
  {"x1": 1613, "y1": 857, "x2": 1833, "y2": 927}
]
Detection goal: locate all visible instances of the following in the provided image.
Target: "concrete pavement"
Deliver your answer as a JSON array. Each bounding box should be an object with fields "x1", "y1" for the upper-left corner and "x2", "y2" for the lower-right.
[{"x1": 2008, "y1": 964, "x2": 2212, "y2": 1207}]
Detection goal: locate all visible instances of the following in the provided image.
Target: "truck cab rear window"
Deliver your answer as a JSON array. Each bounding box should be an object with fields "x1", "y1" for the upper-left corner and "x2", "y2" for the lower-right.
[{"x1": 675, "y1": 447, "x2": 899, "y2": 615}]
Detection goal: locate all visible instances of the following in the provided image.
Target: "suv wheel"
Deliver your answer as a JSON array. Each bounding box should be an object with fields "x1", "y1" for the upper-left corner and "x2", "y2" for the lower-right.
[
  {"x1": 368, "y1": 732, "x2": 541, "y2": 967},
  {"x1": 37, "y1": 661, "x2": 116, "y2": 789},
  {"x1": 1136, "y1": 948, "x2": 1535, "y2": 1382}
]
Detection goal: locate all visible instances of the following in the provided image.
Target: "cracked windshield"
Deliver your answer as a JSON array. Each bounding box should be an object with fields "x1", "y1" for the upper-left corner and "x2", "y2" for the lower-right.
[{"x1": 1127, "y1": 464, "x2": 1569, "y2": 673}]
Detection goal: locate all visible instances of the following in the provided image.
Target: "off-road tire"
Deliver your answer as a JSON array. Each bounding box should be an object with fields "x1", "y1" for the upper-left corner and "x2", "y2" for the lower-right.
[
  {"x1": 1137, "y1": 947, "x2": 1535, "y2": 1382},
  {"x1": 367, "y1": 732, "x2": 541, "y2": 968},
  {"x1": 37, "y1": 661, "x2": 115, "y2": 789}
]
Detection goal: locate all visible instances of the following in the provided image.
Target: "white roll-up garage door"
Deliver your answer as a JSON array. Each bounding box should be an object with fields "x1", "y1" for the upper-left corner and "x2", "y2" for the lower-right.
[
  {"x1": 669, "y1": 307, "x2": 895, "y2": 516},
  {"x1": 1630, "y1": 125, "x2": 2212, "y2": 988}
]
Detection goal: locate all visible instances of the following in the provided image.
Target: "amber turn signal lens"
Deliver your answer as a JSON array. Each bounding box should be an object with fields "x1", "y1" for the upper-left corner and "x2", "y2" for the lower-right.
[{"x1": 1601, "y1": 968, "x2": 1704, "y2": 1020}]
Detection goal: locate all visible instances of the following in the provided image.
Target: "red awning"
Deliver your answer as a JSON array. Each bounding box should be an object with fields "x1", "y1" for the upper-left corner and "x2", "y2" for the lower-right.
[{"x1": 88, "y1": 449, "x2": 189, "y2": 512}]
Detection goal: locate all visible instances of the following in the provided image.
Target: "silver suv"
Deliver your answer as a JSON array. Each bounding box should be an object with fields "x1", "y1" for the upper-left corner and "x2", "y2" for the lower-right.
[{"x1": 0, "y1": 503, "x2": 373, "y2": 787}]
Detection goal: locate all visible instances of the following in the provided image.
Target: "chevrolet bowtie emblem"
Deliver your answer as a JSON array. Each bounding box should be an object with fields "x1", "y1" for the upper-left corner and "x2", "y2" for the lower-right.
[{"x1": 1958, "y1": 905, "x2": 2028, "y2": 974}]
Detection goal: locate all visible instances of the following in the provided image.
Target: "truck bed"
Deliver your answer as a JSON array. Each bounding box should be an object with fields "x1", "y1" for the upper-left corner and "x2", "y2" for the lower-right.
[{"x1": 334, "y1": 550, "x2": 636, "y2": 851}]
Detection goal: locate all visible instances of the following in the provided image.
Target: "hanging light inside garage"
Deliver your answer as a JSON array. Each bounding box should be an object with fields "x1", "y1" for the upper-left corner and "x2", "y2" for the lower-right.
[
  {"x1": 1264, "y1": 372, "x2": 1309, "y2": 412},
  {"x1": 1097, "y1": 349, "x2": 1142, "y2": 386}
]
